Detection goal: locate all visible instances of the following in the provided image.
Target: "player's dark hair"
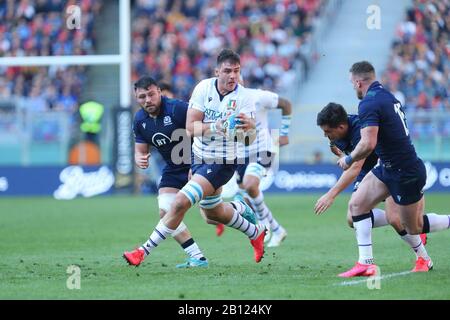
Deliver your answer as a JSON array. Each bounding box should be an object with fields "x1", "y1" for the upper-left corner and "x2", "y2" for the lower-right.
[
  {"x1": 159, "y1": 82, "x2": 173, "y2": 93},
  {"x1": 134, "y1": 76, "x2": 158, "y2": 91},
  {"x1": 317, "y1": 103, "x2": 348, "y2": 128},
  {"x1": 349, "y1": 61, "x2": 375, "y2": 78},
  {"x1": 217, "y1": 49, "x2": 240, "y2": 67}
]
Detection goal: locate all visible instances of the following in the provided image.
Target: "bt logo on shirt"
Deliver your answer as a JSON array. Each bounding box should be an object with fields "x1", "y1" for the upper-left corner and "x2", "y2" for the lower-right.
[{"x1": 152, "y1": 133, "x2": 172, "y2": 147}]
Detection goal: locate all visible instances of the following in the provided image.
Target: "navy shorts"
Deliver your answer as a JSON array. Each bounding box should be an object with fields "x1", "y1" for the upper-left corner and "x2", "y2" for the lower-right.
[
  {"x1": 371, "y1": 159, "x2": 426, "y2": 205},
  {"x1": 191, "y1": 162, "x2": 237, "y2": 190},
  {"x1": 158, "y1": 165, "x2": 190, "y2": 190},
  {"x1": 236, "y1": 151, "x2": 274, "y2": 184},
  {"x1": 352, "y1": 169, "x2": 370, "y2": 192}
]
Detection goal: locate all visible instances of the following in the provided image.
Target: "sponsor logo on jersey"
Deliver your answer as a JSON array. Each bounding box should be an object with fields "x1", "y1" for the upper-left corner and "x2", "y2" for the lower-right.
[{"x1": 152, "y1": 133, "x2": 172, "y2": 147}]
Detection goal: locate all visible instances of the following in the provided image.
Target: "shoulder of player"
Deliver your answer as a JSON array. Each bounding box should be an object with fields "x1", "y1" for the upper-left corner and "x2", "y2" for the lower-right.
[
  {"x1": 163, "y1": 97, "x2": 188, "y2": 110},
  {"x1": 237, "y1": 85, "x2": 257, "y2": 101},
  {"x1": 358, "y1": 97, "x2": 379, "y2": 112},
  {"x1": 133, "y1": 108, "x2": 148, "y2": 123},
  {"x1": 194, "y1": 78, "x2": 215, "y2": 92},
  {"x1": 348, "y1": 114, "x2": 361, "y2": 129}
]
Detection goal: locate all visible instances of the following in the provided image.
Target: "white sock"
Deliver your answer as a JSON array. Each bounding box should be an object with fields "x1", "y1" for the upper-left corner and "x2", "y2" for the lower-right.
[
  {"x1": 141, "y1": 220, "x2": 175, "y2": 257},
  {"x1": 226, "y1": 202, "x2": 259, "y2": 239},
  {"x1": 353, "y1": 214, "x2": 374, "y2": 265},
  {"x1": 425, "y1": 213, "x2": 450, "y2": 232},
  {"x1": 182, "y1": 239, "x2": 204, "y2": 260},
  {"x1": 371, "y1": 208, "x2": 389, "y2": 228},
  {"x1": 249, "y1": 191, "x2": 281, "y2": 232},
  {"x1": 399, "y1": 231, "x2": 429, "y2": 260}
]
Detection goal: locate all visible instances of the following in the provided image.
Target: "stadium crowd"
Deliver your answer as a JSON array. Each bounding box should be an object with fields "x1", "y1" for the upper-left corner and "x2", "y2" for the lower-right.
[
  {"x1": 381, "y1": 0, "x2": 450, "y2": 137},
  {"x1": 132, "y1": 0, "x2": 324, "y2": 100},
  {"x1": 0, "y1": 0, "x2": 102, "y2": 113}
]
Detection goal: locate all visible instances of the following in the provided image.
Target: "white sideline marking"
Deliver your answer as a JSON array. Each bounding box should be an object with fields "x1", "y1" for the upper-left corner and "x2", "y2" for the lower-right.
[{"x1": 336, "y1": 270, "x2": 412, "y2": 286}]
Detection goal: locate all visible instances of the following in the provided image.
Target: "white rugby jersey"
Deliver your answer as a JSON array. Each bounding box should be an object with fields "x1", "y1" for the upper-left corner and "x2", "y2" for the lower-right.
[
  {"x1": 188, "y1": 77, "x2": 256, "y2": 160},
  {"x1": 246, "y1": 88, "x2": 279, "y2": 155}
]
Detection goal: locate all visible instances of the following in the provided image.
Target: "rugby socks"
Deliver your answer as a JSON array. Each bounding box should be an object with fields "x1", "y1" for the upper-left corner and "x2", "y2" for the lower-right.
[
  {"x1": 227, "y1": 201, "x2": 260, "y2": 239},
  {"x1": 423, "y1": 214, "x2": 450, "y2": 233},
  {"x1": 249, "y1": 191, "x2": 281, "y2": 232},
  {"x1": 371, "y1": 208, "x2": 389, "y2": 228},
  {"x1": 141, "y1": 220, "x2": 175, "y2": 257},
  {"x1": 352, "y1": 213, "x2": 374, "y2": 265},
  {"x1": 397, "y1": 230, "x2": 430, "y2": 260},
  {"x1": 181, "y1": 238, "x2": 205, "y2": 260}
]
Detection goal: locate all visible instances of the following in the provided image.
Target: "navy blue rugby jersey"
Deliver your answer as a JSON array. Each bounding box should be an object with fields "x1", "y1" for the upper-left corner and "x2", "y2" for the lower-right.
[
  {"x1": 358, "y1": 81, "x2": 418, "y2": 169},
  {"x1": 133, "y1": 96, "x2": 191, "y2": 167},
  {"x1": 333, "y1": 114, "x2": 378, "y2": 174}
]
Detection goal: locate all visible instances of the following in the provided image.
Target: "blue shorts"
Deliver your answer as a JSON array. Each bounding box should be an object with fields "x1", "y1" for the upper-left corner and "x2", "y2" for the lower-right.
[
  {"x1": 158, "y1": 165, "x2": 190, "y2": 190},
  {"x1": 236, "y1": 151, "x2": 274, "y2": 184},
  {"x1": 371, "y1": 158, "x2": 426, "y2": 205},
  {"x1": 191, "y1": 162, "x2": 237, "y2": 191}
]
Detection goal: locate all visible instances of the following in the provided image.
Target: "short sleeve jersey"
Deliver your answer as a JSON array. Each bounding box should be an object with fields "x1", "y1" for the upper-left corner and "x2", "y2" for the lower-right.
[
  {"x1": 188, "y1": 78, "x2": 256, "y2": 161},
  {"x1": 133, "y1": 96, "x2": 190, "y2": 168},
  {"x1": 334, "y1": 114, "x2": 379, "y2": 174},
  {"x1": 358, "y1": 81, "x2": 418, "y2": 169}
]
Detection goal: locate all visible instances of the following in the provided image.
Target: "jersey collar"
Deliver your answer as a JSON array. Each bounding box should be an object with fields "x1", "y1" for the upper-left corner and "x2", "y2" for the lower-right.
[{"x1": 214, "y1": 79, "x2": 238, "y2": 102}]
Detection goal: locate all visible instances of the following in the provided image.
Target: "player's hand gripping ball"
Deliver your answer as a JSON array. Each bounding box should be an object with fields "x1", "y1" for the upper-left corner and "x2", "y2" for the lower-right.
[{"x1": 222, "y1": 113, "x2": 242, "y2": 138}]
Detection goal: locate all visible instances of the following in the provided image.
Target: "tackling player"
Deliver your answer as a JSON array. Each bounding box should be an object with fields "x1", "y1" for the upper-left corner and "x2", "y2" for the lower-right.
[
  {"x1": 337, "y1": 61, "x2": 450, "y2": 277},
  {"x1": 316, "y1": 103, "x2": 431, "y2": 274}
]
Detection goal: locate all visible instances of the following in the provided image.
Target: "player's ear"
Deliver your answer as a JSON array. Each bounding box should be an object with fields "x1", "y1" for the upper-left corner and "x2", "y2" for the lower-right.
[{"x1": 214, "y1": 68, "x2": 219, "y2": 77}]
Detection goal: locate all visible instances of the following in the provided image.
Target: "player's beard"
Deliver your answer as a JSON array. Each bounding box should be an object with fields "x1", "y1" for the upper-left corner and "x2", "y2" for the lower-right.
[
  {"x1": 144, "y1": 104, "x2": 158, "y2": 116},
  {"x1": 357, "y1": 90, "x2": 364, "y2": 100}
]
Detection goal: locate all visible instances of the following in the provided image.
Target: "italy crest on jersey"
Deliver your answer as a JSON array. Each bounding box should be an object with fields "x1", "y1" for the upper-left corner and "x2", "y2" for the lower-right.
[{"x1": 228, "y1": 99, "x2": 237, "y2": 111}]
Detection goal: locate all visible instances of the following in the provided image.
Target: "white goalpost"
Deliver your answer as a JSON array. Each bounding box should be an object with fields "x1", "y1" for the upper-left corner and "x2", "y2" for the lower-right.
[{"x1": 0, "y1": 0, "x2": 131, "y2": 108}]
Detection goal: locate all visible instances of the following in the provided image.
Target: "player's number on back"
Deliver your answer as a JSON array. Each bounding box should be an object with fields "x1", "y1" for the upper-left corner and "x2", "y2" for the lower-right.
[{"x1": 394, "y1": 103, "x2": 409, "y2": 136}]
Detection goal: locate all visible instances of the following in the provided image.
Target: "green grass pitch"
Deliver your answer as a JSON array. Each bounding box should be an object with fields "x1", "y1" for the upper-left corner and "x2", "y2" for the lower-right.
[{"x1": 1, "y1": 193, "x2": 450, "y2": 300}]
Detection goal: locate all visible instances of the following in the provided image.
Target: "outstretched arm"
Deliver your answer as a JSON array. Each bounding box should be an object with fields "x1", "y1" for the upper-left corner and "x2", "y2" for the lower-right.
[{"x1": 314, "y1": 159, "x2": 364, "y2": 214}]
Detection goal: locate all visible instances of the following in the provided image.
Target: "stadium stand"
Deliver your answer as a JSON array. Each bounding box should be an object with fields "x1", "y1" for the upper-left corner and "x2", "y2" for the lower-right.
[
  {"x1": 381, "y1": 0, "x2": 449, "y2": 138},
  {"x1": 380, "y1": 0, "x2": 450, "y2": 160},
  {"x1": 131, "y1": 0, "x2": 326, "y2": 101},
  {"x1": 0, "y1": 0, "x2": 102, "y2": 109},
  {"x1": 0, "y1": 0, "x2": 103, "y2": 165}
]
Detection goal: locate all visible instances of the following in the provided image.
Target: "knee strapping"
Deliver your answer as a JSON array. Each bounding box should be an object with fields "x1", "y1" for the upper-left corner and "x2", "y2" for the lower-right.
[
  {"x1": 180, "y1": 181, "x2": 203, "y2": 206},
  {"x1": 244, "y1": 163, "x2": 266, "y2": 180},
  {"x1": 199, "y1": 195, "x2": 223, "y2": 209},
  {"x1": 158, "y1": 193, "x2": 177, "y2": 213}
]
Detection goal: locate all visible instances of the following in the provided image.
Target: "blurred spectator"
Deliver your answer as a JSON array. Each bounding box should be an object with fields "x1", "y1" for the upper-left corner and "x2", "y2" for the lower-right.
[
  {"x1": 381, "y1": 0, "x2": 449, "y2": 138},
  {"x1": 159, "y1": 81, "x2": 174, "y2": 98}
]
